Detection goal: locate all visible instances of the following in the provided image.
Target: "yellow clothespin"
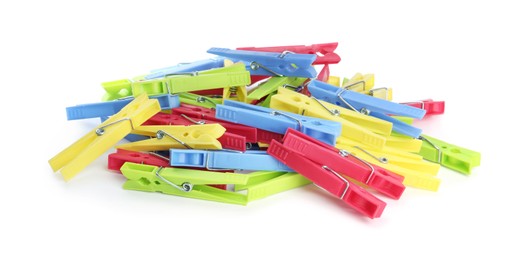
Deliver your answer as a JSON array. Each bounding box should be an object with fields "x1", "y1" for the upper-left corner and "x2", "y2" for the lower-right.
[
  {"x1": 218, "y1": 60, "x2": 247, "y2": 102},
  {"x1": 327, "y1": 76, "x2": 341, "y2": 86},
  {"x1": 386, "y1": 135, "x2": 423, "y2": 153},
  {"x1": 49, "y1": 94, "x2": 161, "y2": 181},
  {"x1": 270, "y1": 87, "x2": 392, "y2": 149},
  {"x1": 368, "y1": 87, "x2": 393, "y2": 100},
  {"x1": 335, "y1": 141, "x2": 441, "y2": 191},
  {"x1": 117, "y1": 124, "x2": 225, "y2": 151},
  {"x1": 342, "y1": 73, "x2": 375, "y2": 92}
]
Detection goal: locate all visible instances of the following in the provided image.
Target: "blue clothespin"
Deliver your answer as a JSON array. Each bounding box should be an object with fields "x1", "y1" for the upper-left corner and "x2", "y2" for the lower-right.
[
  {"x1": 308, "y1": 80, "x2": 425, "y2": 138},
  {"x1": 216, "y1": 100, "x2": 341, "y2": 145},
  {"x1": 66, "y1": 94, "x2": 180, "y2": 120},
  {"x1": 207, "y1": 48, "x2": 317, "y2": 78},
  {"x1": 145, "y1": 57, "x2": 225, "y2": 80},
  {"x1": 169, "y1": 149, "x2": 292, "y2": 172}
]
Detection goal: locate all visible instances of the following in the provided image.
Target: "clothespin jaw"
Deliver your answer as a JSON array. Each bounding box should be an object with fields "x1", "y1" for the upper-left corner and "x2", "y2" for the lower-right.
[
  {"x1": 266, "y1": 139, "x2": 386, "y2": 218},
  {"x1": 120, "y1": 162, "x2": 248, "y2": 205},
  {"x1": 67, "y1": 94, "x2": 180, "y2": 120},
  {"x1": 342, "y1": 73, "x2": 375, "y2": 92},
  {"x1": 402, "y1": 100, "x2": 445, "y2": 116},
  {"x1": 178, "y1": 93, "x2": 221, "y2": 109},
  {"x1": 247, "y1": 77, "x2": 306, "y2": 102},
  {"x1": 108, "y1": 149, "x2": 170, "y2": 172},
  {"x1": 418, "y1": 135, "x2": 481, "y2": 175},
  {"x1": 237, "y1": 42, "x2": 341, "y2": 65},
  {"x1": 117, "y1": 124, "x2": 225, "y2": 151},
  {"x1": 207, "y1": 48, "x2": 317, "y2": 78},
  {"x1": 169, "y1": 149, "x2": 292, "y2": 172},
  {"x1": 49, "y1": 94, "x2": 161, "y2": 181},
  {"x1": 281, "y1": 129, "x2": 405, "y2": 199},
  {"x1": 101, "y1": 79, "x2": 133, "y2": 101},
  {"x1": 235, "y1": 171, "x2": 312, "y2": 202},
  {"x1": 216, "y1": 99, "x2": 342, "y2": 145},
  {"x1": 145, "y1": 57, "x2": 226, "y2": 80}
]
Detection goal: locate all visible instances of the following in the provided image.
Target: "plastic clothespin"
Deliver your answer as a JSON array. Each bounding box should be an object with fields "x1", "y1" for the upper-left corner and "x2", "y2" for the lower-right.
[
  {"x1": 49, "y1": 94, "x2": 161, "y2": 181},
  {"x1": 145, "y1": 57, "x2": 226, "y2": 80},
  {"x1": 385, "y1": 135, "x2": 423, "y2": 153},
  {"x1": 207, "y1": 48, "x2": 317, "y2": 78},
  {"x1": 341, "y1": 73, "x2": 375, "y2": 92},
  {"x1": 121, "y1": 162, "x2": 248, "y2": 205},
  {"x1": 308, "y1": 80, "x2": 425, "y2": 137},
  {"x1": 216, "y1": 100, "x2": 342, "y2": 145},
  {"x1": 145, "y1": 112, "x2": 247, "y2": 152},
  {"x1": 171, "y1": 105, "x2": 258, "y2": 142},
  {"x1": 327, "y1": 76, "x2": 341, "y2": 87},
  {"x1": 247, "y1": 77, "x2": 307, "y2": 102},
  {"x1": 169, "y1": 149, "x2": 292, "y2": 172},
  {"x1": 317, "y1": 64, "x2": 330, "y2": 82},
  {"x1": 335, "y1": 139, "x2": 441, "y2": 191},
  {"x1": 108, "y1": 149, "x2": 170, "y2": 172},
  {"x1": 266, "y1": 139, "x2": 386, "y2": 218},
  {"x1": 237, "y1": 42, "x2": 341, "y2": 65},
  {"x1": 117, "y1": 124, "x2": 225, "y2": 151},
  {"x1": 281, "y1": 129, "x2": 405, "y2": 199},
  {"x1": 178, "y1": 93, "x2": 222, "y2": 109},
  {"x1": 402, "y1": 100, "x2": 445, "y2": 116},
  {"x1": 234, "y1": 171, "x2": 312, "y2": 202},
  {"x1": 132, "y1": 64, "x2": 251, "y2": 96},
  {"x1": 270, "y1": 87, "x2": 391, "y2": 149},
  {"x1": 418, "y1": 135, "x2": 481, "y2": 175},
  {"x1": 67, "y1": 94, "x2": 179, "y2": 120},
  {"x1": 101, "y1": 79, "x2": 133, "y2": 101}
]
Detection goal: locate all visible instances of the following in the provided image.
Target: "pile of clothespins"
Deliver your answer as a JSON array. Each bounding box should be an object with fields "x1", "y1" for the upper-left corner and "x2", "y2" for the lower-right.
[{"x1": 49, "y1": 43, "x2": 481, "y2": 218}]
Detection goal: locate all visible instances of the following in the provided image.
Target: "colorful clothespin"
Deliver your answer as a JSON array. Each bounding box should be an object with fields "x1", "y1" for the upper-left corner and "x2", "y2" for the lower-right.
[
  {"x1": 216, "y1": 100, "x2": 342, "y2": 145},
  {"x1": 237, "y1": 42, "x2": 341, "y2": 65},
  {"x1": 281, "y1": 129, "x2": 405, "y2": 199},
  {"x1": 101, "y1": 79, "x2": 133, "y2": 101},
  {"x1": 308, "y1": 80, "x2": 425, "y2": 137},
  {"x1": 418, "y1": 135, "x2": 481, "y2": 175},
  {"x1": 385, "y1": 135, "x2": 423, "y2": 153},
  {"x1": 234, "y1": 171, "x2": 312, "y2": 202},
  {"x1": 145, "y1": 57, "x2": 226, "y2": 80},
  {"x1": 169, "y1": 149, "x2": 292, "y2": 172},
  {"x1": 317, "y1": 64, "x2": 330, "y2": 82},
  {"x1": 247, "y1": 77, "x2": 307, "y2": 102},
  {"x1": 132, "y1": 64, "x2": 251, "y2": 96},
  {"x1": 108, "y1": 149, "x2": 170, "y2": 172},
  {"x1": 67, "y1": 94, "x2": 179, "y2": 120},
  {"x1": 207, "y1": 48, "x2": 317, "y2": 78},
  {"x1": 327, "y1": 76, "x2": 341, "y2": 86},
  {"x1": 335, "y1": 138, "x2": 441, "y2": 191},
  {"x1": 121, "y1": 162, "x2": 249, "y2": 205},
  {"x1": 342, "y1": 73, "x2": 375, "y2": 92},
  {"x1": 270, "y1": 87, "x2": 391, "y2": 149},
  {"x1": 178, "y1": 93, "x2": 222, "y2": 109},
  {"x1": 267, "y1": 139, "x2": 386, "y2": 218},
  {"x1": 402, "y1": 100, "x2": 445, "y2": 116},
  {"x1": 49, "y1": 94, "x2": 161, "y2": 181},
  {"x1": 145, "y1": 112, "x2": 248, "y2": 151},
  {"x1": 117, "y1": 124, "x2": 225, "y2": 151}
]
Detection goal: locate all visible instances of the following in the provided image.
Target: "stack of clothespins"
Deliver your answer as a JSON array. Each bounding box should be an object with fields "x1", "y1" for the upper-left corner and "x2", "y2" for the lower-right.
[{"x1": 49, "y1": 43, "x2": 481, "y2": 218}]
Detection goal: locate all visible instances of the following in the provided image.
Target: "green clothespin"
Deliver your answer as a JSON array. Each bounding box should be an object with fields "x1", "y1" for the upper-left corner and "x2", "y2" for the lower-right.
[
  {"x1": 178, "y1": 92, "x2": 222, "y2": 109},
  {"x1": 101, "y1": 79, "x2": 133, "y2": 101},
  {"x1": 260, "y1": 92, "x2": 274, "y2": 107},
  {"x1": 121, "y1": 162, "x2": 249, "y2": 205},
  {"x1": 235, "y1": 171, "x2": 311, "y2": 202},
  {"x1": 131, "y1": 64, "x2": 251, "y2": 96},
  {"x1": 247, "y1": 77, "x2": 306, "y2": 102},
  {"x1": 418, "y1": 135, "x2": 481, "y2": 175}
]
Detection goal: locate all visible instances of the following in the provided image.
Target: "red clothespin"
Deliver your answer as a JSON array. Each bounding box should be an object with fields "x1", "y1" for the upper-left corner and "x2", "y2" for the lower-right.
[
  {"x1": 172, "y1": 104, "x2": 283, "y2": 144},
  {"x1": 108, "y1": 149, "x2": 170, "y2": 173},
  {"x1": 281, "y1": 129, "x2": 405, "y2": 199},
  {"x1": 317, "y1": 64, "x2": 330, "y2": 82},
  {"x1": 267, "y1": 134, "x2": 387, "y2": 218},
  {"x1": 237, "y1": 42, "x2": 341, "y2": 65},
  {"x1": 144, "y1": 112, "x2": 247, "y2": 152},
  {"x1": 402, "y1": 99, "x2": 445, "y2": 116}
]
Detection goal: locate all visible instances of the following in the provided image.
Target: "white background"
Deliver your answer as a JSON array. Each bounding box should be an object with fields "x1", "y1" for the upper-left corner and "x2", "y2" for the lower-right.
[{"x1": 1, "y1": 0, "x2": 515, "y2": 259}]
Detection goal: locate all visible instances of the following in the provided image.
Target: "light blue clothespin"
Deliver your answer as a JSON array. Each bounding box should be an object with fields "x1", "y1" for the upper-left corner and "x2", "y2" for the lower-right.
[
  {"x1": 207, "y1": 48, "x2": 317, "y2": 78},
  {"x1": 308, "y1": 80, "x2": 425, "y2": 138},
  {"x1": 169, "y1": 149, "x2": 292, "y2": 172},
  {"x1": 66, "y1": 94, "x2": 179, "y2": 120},
  {"x1": 308, "y1": 80, "x2": 426, "y2": 119},
  {"x1": 145, "y1": 57, "x2": 225, "y2": 80},
  {"x1": 216, "y1": 100, "x2": 341, "y2": 145}
]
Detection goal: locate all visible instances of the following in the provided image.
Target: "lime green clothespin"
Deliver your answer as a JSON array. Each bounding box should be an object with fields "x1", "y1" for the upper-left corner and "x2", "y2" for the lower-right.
[
  {"x1": 237, "y1": 172, "x2": 311, "y2": 202},
  {"x1": 178, "y1": 92, "x2": 222, "y2": 109},
  {"x1": 247, "y1": 77, "x2": 306, "y2": 102},
  {"x1": 121, "y1": 162, "x2": 249, "y2": 205},
  {"x1": 418, "y1": 135, "x2": 481, "y2": 175},
  {"x1": 101, "y1": 79, "x2": 133, "y2": 101}
]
